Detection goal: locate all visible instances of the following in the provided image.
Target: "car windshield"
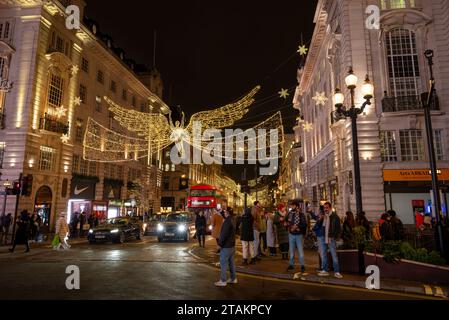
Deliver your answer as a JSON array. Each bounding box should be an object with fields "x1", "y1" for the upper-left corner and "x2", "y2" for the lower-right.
[
  {"x1": 107, "y1": 218, "x2": 129, "y2": 225},
  {"x1": 166, "y1": 214, "x2": 187, "y2": 222}
]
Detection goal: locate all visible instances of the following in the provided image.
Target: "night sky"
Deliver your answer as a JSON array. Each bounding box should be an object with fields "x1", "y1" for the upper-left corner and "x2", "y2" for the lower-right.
[{"x1": 84, "y1": 0, "x2": 318, "y2": 180}]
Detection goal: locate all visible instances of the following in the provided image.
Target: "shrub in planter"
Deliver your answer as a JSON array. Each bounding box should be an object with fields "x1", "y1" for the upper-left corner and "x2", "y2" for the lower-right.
[
  {"x1": 382, "y1": 241, "x2": 402, "y2": 263},
  {"x1": 400, "y1": 242, "x2": 416, "y2": 260},
  {"x1": 427, "y1": 251, "x2": 446, "y2": 266}
]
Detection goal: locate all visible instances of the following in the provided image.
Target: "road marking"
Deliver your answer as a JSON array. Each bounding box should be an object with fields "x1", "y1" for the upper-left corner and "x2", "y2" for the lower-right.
[
  {"x1": 424, "y1": 285, "x2": 433, "y2": 295},
  {"x1": 434, "y1": 286, "x2": 447, "y2": 298}
]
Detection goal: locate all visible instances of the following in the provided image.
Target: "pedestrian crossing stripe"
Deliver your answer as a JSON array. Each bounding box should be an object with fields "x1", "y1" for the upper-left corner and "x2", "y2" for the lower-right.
[{"x1": 424, "y1": 285, "x2": 447, "y2": 298}]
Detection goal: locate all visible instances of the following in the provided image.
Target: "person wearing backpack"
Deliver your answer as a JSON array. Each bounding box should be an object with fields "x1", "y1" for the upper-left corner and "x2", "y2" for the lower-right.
[
  {"x1": 317, "y1": 202, "x2": 343, "y2": 279},
  {"x1": 285, "y1": 200, "x2": 307, "y2": 273}
]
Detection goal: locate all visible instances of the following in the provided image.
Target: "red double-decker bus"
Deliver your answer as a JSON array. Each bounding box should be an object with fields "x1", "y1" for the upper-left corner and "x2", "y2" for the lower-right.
[{"x1": 187, "y1": 184, "x2": 226, "y2": 211}]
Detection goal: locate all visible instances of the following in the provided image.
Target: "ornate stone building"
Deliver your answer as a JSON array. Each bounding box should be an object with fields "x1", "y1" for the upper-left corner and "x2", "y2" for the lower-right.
[
  {"x1": 0, "y1": 0, "x2": 165, "y2": 232},
  {"x1": 294, "y1": 0, "x2": 449, "y2": 223}
]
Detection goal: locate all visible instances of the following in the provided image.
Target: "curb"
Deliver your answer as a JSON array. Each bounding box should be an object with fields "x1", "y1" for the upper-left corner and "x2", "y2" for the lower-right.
[{"x1": 187, "y1": 246, "x2": 448, "y2": 299}]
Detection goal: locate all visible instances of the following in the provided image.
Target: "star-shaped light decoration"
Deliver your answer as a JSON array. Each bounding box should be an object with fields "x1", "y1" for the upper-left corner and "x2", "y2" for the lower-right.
[
  {"x1": 312, "y1": 91, "x2": 328, "y2": 107},
  {"x1": 73, "y1": 96, "x2": 82, "y2": 106},
  {"x1": 55, "y1": 105, "x2": 67, "y2": 118},
  {"x1": 297, "y1": 44, "x2": 308, "y2": 56},
  {"x1": 60, "y1": 134, "x2": 70, "y2": 144},
  {"x1": 303, "y1": 122, "x2": 313, "y2": 132},
  {"x1": 71, "y1": 65, "x2": 79, "y2": 75},
  {"x1": 278, "y1": 88, "x2": 290, "y2": 99}
]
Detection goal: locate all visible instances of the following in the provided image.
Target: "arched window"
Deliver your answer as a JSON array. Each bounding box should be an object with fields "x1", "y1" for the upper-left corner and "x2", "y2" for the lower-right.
[{"x1": 385, "y1": 28, "x2": 421, "y2": 99}]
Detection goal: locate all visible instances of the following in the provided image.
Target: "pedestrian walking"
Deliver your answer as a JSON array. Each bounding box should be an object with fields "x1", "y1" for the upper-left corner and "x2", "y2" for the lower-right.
[
  {"x1": 211, "y1": 209, "x2": 224, "y2": 254},
  {"x1": 240, "y1": 208, "x2": 256, "y2": 265},
  {"x1": 215, "y1": 208, "x2": 237, "y2": 287},
  {"x1": 79, "y1": 211, "x2": 86, "y2": 237},
  {"x1": 195, "y1": 211, "x2": 207, "y2": 247},
  {"x1": 70, "y1": 212, "x2": 79, "y2": 238},
  {"x1": 266, "y1": 212, "x2": 277, "y2": 256},
  {"x1": 259, "y1": 211, "x2": 268, "y2": 256},
  {"x1": 251, "y1": 201, "x2": 262, "y2": 259},
  {"x1": 1, "y1": 213, "x2": 12, "y2": 245},
  {"x1": 317, "y1": 202, "x2": 343, "y2": 279},
  {"x1": 379, "y1": 213, "x2": 394, "y2": 240},
  {"x1": 0, "y1": 213, "x2": 4, "y2": 245},
  {"x1": 388, "y1": 210, "x2": 405, "y2": 241},
  {"x1": 273, "y1": 204, "x2": 289, "y2": 260},
  {"x1": 54, "y1": 212, "x2": 70, "y2": 250},
  {"x1": 9, "y1": 210, "x2": 31, "y2": 253},
  {"x1": 286, "y1": 200, "x2": 307, "y2": 273}
]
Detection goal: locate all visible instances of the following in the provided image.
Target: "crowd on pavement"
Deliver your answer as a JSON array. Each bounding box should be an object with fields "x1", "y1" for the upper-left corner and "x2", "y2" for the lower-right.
[{"x1": 201, "y1": 200, "x2": 409, "y2": 287}]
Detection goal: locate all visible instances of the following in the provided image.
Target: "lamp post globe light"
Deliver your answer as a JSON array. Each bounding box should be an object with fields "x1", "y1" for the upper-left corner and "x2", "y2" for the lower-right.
[{"x1": 333, "y1": 67, "x2": 374, "y2": 217}]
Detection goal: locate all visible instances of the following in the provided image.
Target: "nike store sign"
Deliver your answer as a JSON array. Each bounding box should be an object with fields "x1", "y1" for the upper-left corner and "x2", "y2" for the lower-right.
[{"x1": 70, "y1": 177, "x2": 97, "y2": 200}]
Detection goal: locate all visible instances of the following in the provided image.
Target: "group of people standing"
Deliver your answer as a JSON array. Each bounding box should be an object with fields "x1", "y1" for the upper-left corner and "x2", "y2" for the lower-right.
[{"x1": 70, "y1": 211, "x2": 99, "y2": 238}]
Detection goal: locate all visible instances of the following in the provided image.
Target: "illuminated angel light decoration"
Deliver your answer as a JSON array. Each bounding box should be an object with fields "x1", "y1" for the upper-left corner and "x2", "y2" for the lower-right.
[{"x1": 83, "y1": 86, "x2": 272, "y2": 163}]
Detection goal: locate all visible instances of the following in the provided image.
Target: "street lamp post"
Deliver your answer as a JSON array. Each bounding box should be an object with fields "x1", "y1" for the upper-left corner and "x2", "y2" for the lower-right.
[
  {"x1": 333, "y1": 68, "x2": 374, "y2": 276},
  {"x1": 423, "y1": 49, "x2": 446, "y2": 259},
  {"x1": 333, "y1": 68, "x2": 374, "y2": 216}
]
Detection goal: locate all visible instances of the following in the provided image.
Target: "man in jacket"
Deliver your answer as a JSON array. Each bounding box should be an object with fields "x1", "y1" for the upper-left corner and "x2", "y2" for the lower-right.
[
  {"x1": 215, "y1": 208, "x2": 237, "y2": 287},
  {"x1": 317, "y1": 202, "x2": 343, "y2": 279},
  {"x1": 388, "y1": 210, "x2": 405, "y2": 241},
  {"x1": 240, "y1": 208, "x2": 256, "y2": 265},
  {"x1": 251, "y1": 201, "x2": 262, "y2": 259},
  {"x1": 286, "y1": 200, "x2": 307, "y2": 273}
]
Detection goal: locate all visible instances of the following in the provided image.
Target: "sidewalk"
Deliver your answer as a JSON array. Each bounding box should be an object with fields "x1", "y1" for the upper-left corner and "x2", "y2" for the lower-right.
[{"x1": 189, "y1": 239, "x2": 449, "y2": 299}]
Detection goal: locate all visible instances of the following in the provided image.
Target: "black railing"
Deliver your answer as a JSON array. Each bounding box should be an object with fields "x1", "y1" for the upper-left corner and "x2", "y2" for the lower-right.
[
  {"x1": 39, "y1": 113, "x2": 69, "y2": 134},
  {"x1": 382, "y1": 92, "x2": 439, "y2": 113},
  {"x1": 330, "y1": 111, "x2": 346, "y2": 125}
]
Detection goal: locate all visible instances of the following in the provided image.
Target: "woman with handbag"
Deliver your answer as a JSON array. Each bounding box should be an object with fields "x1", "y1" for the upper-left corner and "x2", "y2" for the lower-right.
[{"x1": 54, "y1": 212, "x2": 70, "y2": 250}]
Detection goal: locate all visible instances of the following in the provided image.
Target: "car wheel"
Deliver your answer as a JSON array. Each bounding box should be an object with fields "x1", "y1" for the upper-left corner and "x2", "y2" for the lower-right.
[
  {"x1": 117, "y1": 232, "x2": 125, "y2": 244},
  {"x1": 158, "y1": 237, "x2": 163, "y2": 242}
]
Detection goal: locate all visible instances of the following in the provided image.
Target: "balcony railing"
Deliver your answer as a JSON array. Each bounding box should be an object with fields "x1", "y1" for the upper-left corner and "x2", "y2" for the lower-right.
[
  {"x1": 330, "y1": 111, "x2": 346, "y2": 125},
  {"x1": 39, "y1": 113, "x2": 69, "y2": 134},
  {"x1": 382, "y1": 93, "x2": 439, "y2": 113}
]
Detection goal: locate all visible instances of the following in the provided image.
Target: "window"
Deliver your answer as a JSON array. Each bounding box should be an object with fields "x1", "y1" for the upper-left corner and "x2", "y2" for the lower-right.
[
  {"x1": 386, "y1": 29, "x2": 421, "y2": 99},
  {"x1": 48, "y1": 73, "x2": 64, "y2": 108},
  {"x1": 117, "y1": 166, "x2": 123, "y2": 180},
  {"x1": 79, "y1": 158, "x2": 89, "y2": 176},
  {"x1": 434, "y1": 130, "x2": 444, "y2": 161},
  {"x1": 381, "y1": 0, "x2": 416, "y2": 9},
  {"x1": 171, "y1": 164, "x2": 176, "y2": 172},
  {"x1": 39, "y1": 146, "x2": 56, "y2": 171},
  {"x1": 75, "y1": 118, "x2": 83, "y2": 143},
  {"x1": 122, "y1": 89, "x2": 127, "y2": 101},
  {"x1": 72, "y1": 154, "x2": 80, "y2": 173},
  {"x1": 89, "y1": 161, "x2": 98, "y2": 177},
  {"x1": 0, "y1": 20, "x2": 12, "y2": 41},
  {"x1": 140, "y1": 102, "x2": 146, "y2": 112},
  {"x1": 400, "y1": 130, "x2": 424, "y2": 161},
  {"x1": 81, "y1": 58, "x2": 89, "y2": 73},
  {"x1": 110, "y1": 80, "x2": 116, "y2": 93},
  {"x1": 132, "y1": 96, "x2": 136, "y2": 107},
  {"x1": 97, "y1": 70, "x2": 104, "y2": 84},
  {"x1": 380, "y1": 131, "x2": 398, "y2": 162},
  {"x1": 79, "y1": 84, "x2": 87, "y2": 104},
  {"x1": 0, "y1": 56, "x2": 9, "y2": 79},
  {"x1": 0, "y1": 142, "x2": 5, "y2": 168},
  {"x1": 163, "y1": 178, "x2": 170, "y2": 191},
  {"x1": 95, "y1": 96, "x2": 102, "y2": 112},
  {"x1": 165, "y1": 164, "x2": 170, "y2": 172},
  {"x1": 48, "y1": 31, "x2": 70, "y2": 57}
]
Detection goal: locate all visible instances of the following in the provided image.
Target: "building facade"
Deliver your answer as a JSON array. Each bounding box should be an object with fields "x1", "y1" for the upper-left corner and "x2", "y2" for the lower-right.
[
  {"x1": 0, "y1": 0, "x2": 165, "y2": 233},
  {"x1": 294, "y1": 0, "x2": 449, "y2": 224}
]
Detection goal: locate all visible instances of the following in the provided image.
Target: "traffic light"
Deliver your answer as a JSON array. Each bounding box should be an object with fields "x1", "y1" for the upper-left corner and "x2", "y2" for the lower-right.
[
  {"x1": 11, "y1": 180, "x2": 21, "y2": 195},
  {"x1": 21, "y1": 175, "x2": 33, "y2": 196}
]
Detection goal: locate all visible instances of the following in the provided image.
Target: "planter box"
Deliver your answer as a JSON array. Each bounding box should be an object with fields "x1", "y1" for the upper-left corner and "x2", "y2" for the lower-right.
[{"x1": 337, "y1": 250, "x2": 449, "y2": 285}]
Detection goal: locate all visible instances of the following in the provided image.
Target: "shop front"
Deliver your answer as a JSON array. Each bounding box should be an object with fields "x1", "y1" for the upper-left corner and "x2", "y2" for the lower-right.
[
  {"x1": 67, "y1": 176, "x2": 107, "y2": 224},
  {"x1": 384, "y1": 169, "x2": 449, "y2": 225},
  {"x1": 103, "y1": 179, "x2": 124, "y2": 219}
]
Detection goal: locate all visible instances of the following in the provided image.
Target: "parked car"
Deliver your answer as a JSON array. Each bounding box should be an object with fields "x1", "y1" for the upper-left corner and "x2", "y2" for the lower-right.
[
  {"x1": 156, "y1": 212, "x2": 196, "y2": 242},
  {"x1": 87, "y1": 217, "x2": 143, "y2": 244},
  {"x1": 144, "y1": 213, "x2": 168, "y2": 235}
]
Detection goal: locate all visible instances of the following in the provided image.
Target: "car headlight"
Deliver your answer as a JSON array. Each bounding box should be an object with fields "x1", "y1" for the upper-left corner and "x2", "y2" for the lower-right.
[
  {"x1": 143, "y1": 223, "x2": 147, "y2": 229},
  {"x1": 157, "y1": 224, "x2": 164, "y2": 232},
  {"x1": 110, "y1": 229, "x2": 119, "y2": 233},
  {"x1": 178, "y1": 224, "x2": 186, "y2": 232},
  {"x1": 89, "y1": 229, "x2": 94, "y2": 234}
]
